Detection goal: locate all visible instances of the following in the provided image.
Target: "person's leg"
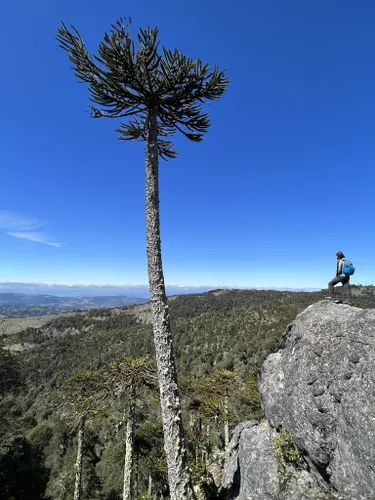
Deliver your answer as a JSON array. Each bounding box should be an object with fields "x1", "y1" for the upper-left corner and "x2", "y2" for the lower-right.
[
  {"x1": 328, "y1": 276, "x2": 342, "y2": 297},
  {"x1": 341, "y1": 276, "x2": 351, "y2": 304}
]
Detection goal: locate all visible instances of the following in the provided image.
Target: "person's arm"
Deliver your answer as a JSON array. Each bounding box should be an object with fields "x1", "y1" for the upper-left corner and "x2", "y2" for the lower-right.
[{"x1": 337, "y1": 259, "x2": 344, "y2": 276}]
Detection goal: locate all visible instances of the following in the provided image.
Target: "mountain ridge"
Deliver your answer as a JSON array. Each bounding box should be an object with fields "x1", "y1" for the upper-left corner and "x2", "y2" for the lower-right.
[
  {"x1": 0, "y1": 281, "x2": 321, "y2": 299},
  {"x1": 0, "y1": 293, "x2": 147, "y2": 318}
]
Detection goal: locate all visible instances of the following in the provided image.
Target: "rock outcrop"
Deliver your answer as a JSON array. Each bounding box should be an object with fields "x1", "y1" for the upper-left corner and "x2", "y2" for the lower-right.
[{"x1": 222, "y1": 300, "x2": 375, "y2": 500}]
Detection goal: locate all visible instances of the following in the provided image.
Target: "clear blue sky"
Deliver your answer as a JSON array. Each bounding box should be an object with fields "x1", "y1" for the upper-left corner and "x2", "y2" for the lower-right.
[{"x1": 0, "y1": 0, "x2": 374, "y2": 289}]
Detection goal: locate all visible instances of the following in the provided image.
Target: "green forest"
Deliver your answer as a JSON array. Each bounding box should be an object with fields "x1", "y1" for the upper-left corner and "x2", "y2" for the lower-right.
[{"x1": 1, "y1": 286, "x2": 375, "y2": 499}]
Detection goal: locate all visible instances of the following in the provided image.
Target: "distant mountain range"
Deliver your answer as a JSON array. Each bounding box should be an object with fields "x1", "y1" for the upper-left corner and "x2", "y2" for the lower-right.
[
  {"x1": 0, "y1": 293, "x2": 147, "y2": 308},
  {"x1": 0, "y1": 293, "x2": 148, "y2": 317},
  {"x1": 0, "y1": 285, "x2": 321, "y2": 318},
  {"x1": 0, "y1": 281, "x2": 320, "y2": 298}
]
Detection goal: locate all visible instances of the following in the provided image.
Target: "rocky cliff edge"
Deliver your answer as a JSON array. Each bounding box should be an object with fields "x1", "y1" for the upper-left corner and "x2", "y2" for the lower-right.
[{"x1": 222, "y1": 300, "x2": 375, "y2": 500}]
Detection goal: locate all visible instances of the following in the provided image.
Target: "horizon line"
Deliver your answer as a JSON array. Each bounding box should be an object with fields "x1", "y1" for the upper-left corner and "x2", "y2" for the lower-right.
[{"x1": 0, "y1": 280, "x2": 321, "y2": 291}]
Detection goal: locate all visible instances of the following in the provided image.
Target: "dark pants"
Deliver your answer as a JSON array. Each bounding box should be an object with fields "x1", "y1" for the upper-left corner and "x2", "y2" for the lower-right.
[{"x1": 328, "y1": 275, "x2": 351, "y2": 300}]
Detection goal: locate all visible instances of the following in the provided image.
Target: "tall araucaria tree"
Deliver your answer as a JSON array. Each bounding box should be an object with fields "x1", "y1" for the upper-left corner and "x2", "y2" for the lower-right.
[
  {"x1": 61, "y1": 369, "x2": 108, "y2": 500},
  {"x1": 57, "y1": 18, "x2": 229, "y2": 500},
  {"x1": 104, "y1": 356, "x2": 157, "y2": 500}
]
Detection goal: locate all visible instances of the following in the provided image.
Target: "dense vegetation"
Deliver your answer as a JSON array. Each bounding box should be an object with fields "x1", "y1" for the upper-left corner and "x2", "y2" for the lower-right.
[
  {"x1": 1, "y1": 286, "x2": 374, "y2": 499},
  {"x1": 0, "y1": 306, "x2": 69, "y2": 318}
]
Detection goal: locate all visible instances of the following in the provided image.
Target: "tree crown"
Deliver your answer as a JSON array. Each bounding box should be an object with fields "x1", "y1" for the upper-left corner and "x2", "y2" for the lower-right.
[
  {"x1": 104, "y1": 356, "x2": 157, "y2": 398},
  {"x1": 57, "y1": 17, "x2": 229, "y2": 159},
  {"x1": 60, "y1": 369, "x2": 108, "y2": 427}
]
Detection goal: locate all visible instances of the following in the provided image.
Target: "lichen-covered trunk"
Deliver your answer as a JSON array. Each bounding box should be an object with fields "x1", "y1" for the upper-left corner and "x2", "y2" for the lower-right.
[
  {"x1": 189, "y1": 410, "x2": 199, "y2": 462},
  {"x1": 147, "y1": 473, "x2": 153, "y2": 498},
  {"x1": 224, "y1": 396, "x2": 230, "y2": 457},
  {"x1": 202, "y1": 422, "x2": 210, "y2": 464},
  {"x1": 74, "y1": 415, "x2": 85, "y2": 500},
  {"x1": 145, "y1": 109, "x2": 195, "y2": 500},
  {"x1": 123, "y1": 397, "x2": 135, "y2": 500},
  {"x1": 133, "y1": 450, "x2": 138, "y2": 500}
]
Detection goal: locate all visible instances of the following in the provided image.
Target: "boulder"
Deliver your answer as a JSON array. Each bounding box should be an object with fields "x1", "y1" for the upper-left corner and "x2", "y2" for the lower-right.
[
  {"x1": 222, "y1": 421, "x2": 279, "y2": 499},
  {"x1": 221, "y1": 420, "x2": 334, "y2": 500},
  {"x1": 260, "y1": 300, "x2": 375, "y2": 499},
  {"x1": 221, "y1": 300, "x2": 375, "y2": 500}
]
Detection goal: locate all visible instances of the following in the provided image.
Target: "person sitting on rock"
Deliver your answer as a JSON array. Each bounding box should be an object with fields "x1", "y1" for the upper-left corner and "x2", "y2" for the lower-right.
[{"x1": 327, "y1": 251, "x2": 352, "y2": 304}]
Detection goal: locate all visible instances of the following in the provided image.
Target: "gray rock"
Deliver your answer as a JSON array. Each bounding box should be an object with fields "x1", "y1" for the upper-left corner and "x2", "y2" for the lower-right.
[
  {"x1": 222, "y1": 421, "x2": 279, "y2": 499},
  {"x1": 259, "y1": 300, "x2": 375, "y2": 499},
  {"x1": 221, "y1": 420, "x2": 336, "y2": 500}
]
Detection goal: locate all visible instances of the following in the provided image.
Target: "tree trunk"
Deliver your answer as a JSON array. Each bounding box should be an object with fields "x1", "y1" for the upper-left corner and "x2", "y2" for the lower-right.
[
  {"x1": 74, "y1": 415, "x2": 85, "y2": 500},
  {"x1": 224, "y1": 396, "x2": 230, "y2": 458},
  {"x1": 206, "y1": 423, "x2": 211, "y2": 463},
  {"x1": 133, "y1": 450, "x2": 139, "y2": 500},
  {"x1": 147, "y1": 473, "x2": 153, "y2": 498},
  {"x1": 145, "y1": 108, "x2": 195, "y2": 500},
  {"x1": 123, "y1": 396, "x2": 135, "y2": 500},
  {"x1": 189, "y1": 410, "x2": 195, "y2": 433}
]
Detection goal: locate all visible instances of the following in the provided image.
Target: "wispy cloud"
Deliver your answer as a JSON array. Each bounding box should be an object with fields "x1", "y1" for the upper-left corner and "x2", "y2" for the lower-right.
[
  {"x1": 0, "y1": 210, "x2": 42, "y2": 231},
  {"x1": 7, "y1": 232, "x2": 62, "y2": 247},
  {"x1": 0, "y1": 210, "x2": 61, "y2": 247}
]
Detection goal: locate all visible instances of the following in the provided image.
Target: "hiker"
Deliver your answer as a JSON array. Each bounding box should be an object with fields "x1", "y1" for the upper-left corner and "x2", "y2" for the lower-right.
[{"x1": 327, "y1": 251, "x2": 354, "y2": 303}]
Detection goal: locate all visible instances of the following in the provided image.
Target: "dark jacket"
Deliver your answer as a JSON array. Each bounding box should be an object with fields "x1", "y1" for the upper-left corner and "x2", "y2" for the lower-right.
[{"x1": 336, "y1": 258, "x2": 345, "y2": 277}]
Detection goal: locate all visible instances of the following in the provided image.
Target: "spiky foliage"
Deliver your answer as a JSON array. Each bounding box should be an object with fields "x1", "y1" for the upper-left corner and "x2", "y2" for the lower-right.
[
  {"x1": 61, "y1": 369, "x2": 109, "y2": 429},
  {"x1": 196, "y1": 370, "x2": 239, "y2": 403},
  {"x1": 190, "y1": 370, "x2": 238, "y2": 439},
  {"x1": 182, "y1": 370, "x2": 239, "y2": 424},
  {"x1": 104, "y1": 356, "x2": 157, "y2": 397},
  {"x1": 57, "y1": 17, "x2": 229, "y2": 159},
  {"x1": 187, "y1": 370, "x2": 240, "y2": 460}
]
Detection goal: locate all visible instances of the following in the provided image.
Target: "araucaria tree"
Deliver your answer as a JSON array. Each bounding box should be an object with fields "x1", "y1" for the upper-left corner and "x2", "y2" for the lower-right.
[
  {"x1": 104, "y1": 357, "x2": 157, "y2": 500},
  {"x1": 61, "y1": 369, "x2": 108, "y2": 500},
  {"x1": 57, "y1": 18, "x2": 229, "y2": 500}
]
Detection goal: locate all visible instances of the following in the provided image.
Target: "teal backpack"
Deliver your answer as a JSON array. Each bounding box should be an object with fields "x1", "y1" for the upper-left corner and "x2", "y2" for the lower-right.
[{"x1": 343, "y1": 259, "x2": 355, "y2": 276}]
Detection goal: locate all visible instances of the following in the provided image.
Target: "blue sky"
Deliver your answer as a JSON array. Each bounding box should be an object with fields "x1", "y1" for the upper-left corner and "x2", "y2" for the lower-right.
[{"x1": 0, "y1": 0, "x2": 374, "y2": 290}]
